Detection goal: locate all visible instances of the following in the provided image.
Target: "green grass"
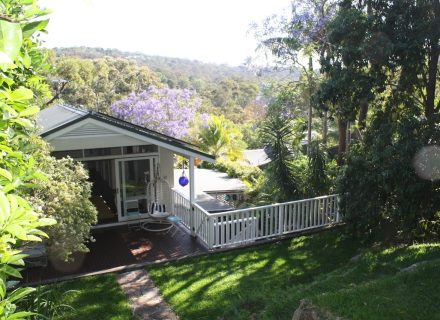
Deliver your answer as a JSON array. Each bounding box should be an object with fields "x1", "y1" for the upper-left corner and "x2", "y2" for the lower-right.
[
  {"x1": 33, "y1": 274, "x2": 134, "y2": 320},
  {"x1": 147, "y1": 229, "x2": 440, "y2": 320}
]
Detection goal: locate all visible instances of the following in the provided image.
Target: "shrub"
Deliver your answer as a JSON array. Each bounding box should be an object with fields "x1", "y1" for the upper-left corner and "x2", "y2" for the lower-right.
[
  {"x1": 339, "y1": 109, "x2": 440, "y2": 242},
  {"x1": 28, "y1": 141, "x2": 97, "y2": 261}
]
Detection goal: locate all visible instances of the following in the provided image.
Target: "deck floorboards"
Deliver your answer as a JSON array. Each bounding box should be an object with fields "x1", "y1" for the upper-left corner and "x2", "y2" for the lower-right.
[{"x1": 23, "y1": 226, "x2": 207, "y2": 284}]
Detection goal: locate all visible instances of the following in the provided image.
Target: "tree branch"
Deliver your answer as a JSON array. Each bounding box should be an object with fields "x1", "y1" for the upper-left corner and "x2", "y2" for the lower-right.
[{"x1": 45, "y1": 81, "x2": 69, "y2": 106}]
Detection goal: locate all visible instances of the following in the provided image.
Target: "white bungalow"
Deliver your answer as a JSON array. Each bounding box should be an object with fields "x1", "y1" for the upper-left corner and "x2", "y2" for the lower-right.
[
  {"x1": 37, "y1": 105, "x2": 341, "y2": 250},
  {"x1": 37, "y1": 104, "x2": 216, "y2": 231}
]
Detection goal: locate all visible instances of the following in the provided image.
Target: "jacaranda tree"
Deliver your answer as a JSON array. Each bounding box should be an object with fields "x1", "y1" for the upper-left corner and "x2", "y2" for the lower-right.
[{"x1": 110, "y1": 86, "x2": 202, "y2": 139}]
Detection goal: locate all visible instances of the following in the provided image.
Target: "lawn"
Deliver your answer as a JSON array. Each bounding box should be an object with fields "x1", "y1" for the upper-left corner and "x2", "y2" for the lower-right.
[
  {"x1": 24, "y1": 274, "x2": 134, "y2": 320},
  {"x1": 147, "y1": 229, "x2": 440, "y2": 320}
]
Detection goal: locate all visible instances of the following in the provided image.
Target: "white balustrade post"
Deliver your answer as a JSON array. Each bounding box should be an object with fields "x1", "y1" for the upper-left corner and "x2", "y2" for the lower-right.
[
  {"x1": 336, "y1": 195, "x2": 340, "y2": 223},
  {"x1": 278, "y1": 205, "x2": 284, "y2": 235},
  {"x1": 189, "y1": 156, "x2": 196, "y2": 237},
  {"x1": 208, "y1": 215, "x2": 214, "y2": 249}
]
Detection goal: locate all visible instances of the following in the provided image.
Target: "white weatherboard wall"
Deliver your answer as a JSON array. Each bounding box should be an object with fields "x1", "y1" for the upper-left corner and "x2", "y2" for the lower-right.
[
  {"x1": 159, "y1": 147, "x2": 174, "y2": 188},
  {"x1": 46, "y1": 118, "x2": 148, "y2": 151}
]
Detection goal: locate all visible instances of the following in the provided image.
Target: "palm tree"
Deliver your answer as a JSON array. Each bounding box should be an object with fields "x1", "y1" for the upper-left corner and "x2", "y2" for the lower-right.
[{"x1": 197, "y1": 115, "x2": 246, "y2": 161}]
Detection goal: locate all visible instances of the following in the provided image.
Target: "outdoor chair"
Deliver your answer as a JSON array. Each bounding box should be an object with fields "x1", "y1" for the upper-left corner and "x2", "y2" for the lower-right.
[{"x1": 141, "y1": 165, "x2": 173, "y2": 232}]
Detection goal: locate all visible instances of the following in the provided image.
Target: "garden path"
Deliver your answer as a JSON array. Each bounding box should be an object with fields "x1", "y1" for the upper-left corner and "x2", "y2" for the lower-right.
[{"x1": 117, "y1": 269, "x2": 179, "y2": 320}]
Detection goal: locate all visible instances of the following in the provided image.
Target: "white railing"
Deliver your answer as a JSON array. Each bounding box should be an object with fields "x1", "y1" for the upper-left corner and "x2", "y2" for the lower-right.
[
  {"x1": 171, "y1": 189, "x2": 211, "y2": 247},
  {"x1": 171, "y1": 189, "x2": 340, "y2": 249}
]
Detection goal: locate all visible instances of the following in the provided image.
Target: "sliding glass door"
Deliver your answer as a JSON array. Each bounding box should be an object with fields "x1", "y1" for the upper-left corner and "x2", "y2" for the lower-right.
[{"x1": 115, "y1": 157, "x2": 157, "y2": 221}]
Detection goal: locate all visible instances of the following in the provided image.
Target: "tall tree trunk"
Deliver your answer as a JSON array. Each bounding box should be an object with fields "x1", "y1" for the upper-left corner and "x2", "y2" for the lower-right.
[
  {"x1": 358, "y1": 101, "x2": 368, "y2": 131},
  {"x1": 323, "y1": 110, "x2": 328, "y2": 145},
  {"x1": 425, "y1": 41, "x2": 439, "y2": 122},
  {"x1": 426, "y1": 1, "x2": 440, "y2": 122},
  {"x1": 307, "y1": 55, "x2": 313, "y2": 155},
  {"x1": 337, "y1": 118, "x2": 347, "y2": 165}
]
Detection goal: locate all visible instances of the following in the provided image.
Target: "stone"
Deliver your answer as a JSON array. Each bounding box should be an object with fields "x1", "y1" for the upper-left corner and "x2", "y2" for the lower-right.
[
  {"x1": 350, "y1": 254, "x2": 362, "y2": 263},
  {"x1": 400, "y1": 261, "x2": 429, "y2": 273},
  {"x1": 292, "y1": 300, "x2": 321, "y2": 320},
  {"x1": 117, "y1": 269, "x2": 179, "y2": 320}
]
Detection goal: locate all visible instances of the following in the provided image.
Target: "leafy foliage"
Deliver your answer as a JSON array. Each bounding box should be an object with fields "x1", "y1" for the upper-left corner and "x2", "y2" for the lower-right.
[
  {"x1": 259, "y1": 116, "x2": 305, "y2": 202},
  {"x1": 196, "y1": 115, "x2": 246, "y2": 160},
  {"x1": 306, "y1": 142, "x2": 329, "y2": 197},
  {"x1": 339, "y1": 109, "x2": 440, "y2": 242},
  {"x1": 319, "y1": 0, "x2": 440, "y2": 242},
  {"x1": 110, "y1": 86, "x2": 202, "y2": 139},
  {"x1": 27, "y1": 140, "x2": 97, "y2": 261},
  {"x1": 0, "y1": 1, "x2": 56, "y2": 318},
  {"x1": 48, "y1": 55, "x2": 162, "y2": 112}
]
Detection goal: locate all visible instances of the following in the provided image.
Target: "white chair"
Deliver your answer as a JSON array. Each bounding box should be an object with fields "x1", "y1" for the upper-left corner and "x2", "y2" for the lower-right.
[{"x1": 141, "y1": 165, "x2": 173, "y2": 232}]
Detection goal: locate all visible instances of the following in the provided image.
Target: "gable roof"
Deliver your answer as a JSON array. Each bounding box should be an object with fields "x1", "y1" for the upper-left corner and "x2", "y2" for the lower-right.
[{"x1": 38, "y1": 104, "x2": 215, "y2": 162}]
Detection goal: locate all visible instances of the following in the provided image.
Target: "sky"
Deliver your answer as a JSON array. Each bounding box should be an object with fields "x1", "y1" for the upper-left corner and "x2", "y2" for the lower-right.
[{"x1": 40, "y1": 0, "x2": 291, "y2": 66}]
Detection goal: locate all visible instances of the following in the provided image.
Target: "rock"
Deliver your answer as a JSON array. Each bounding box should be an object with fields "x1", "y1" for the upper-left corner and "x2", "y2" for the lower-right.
[
  {"x1": 292, "y1": 300, "x2": 321, "y2": 320},
  {"x1": 350, "y1": 254, "x2": 362, "y2": 263},
  {"x1": 292, "y1": 299, "x2": 342, "y2": 320},
  {"x1": 400, "y1": 261, "x2": 429, "y2": 273}
]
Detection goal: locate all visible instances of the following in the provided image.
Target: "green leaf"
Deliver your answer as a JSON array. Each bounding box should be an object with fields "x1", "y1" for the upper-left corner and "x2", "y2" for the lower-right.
[
  {"x1": 37, "y1": 217, "x2": 56, "y2": 227},
  {"x1": 10, "y1": 88, "x2": 33, "y2": 102},
  {"x1": 18, "y1": 106, "x2": 39, "y2": 117},
  {"x1": 0, "y1": 278, "x2": 5, "y2": 299},
  {"x1": 0, "y1": 191, "x2": 10, "y2": 224},
  {"x1": 5, "y1": 225, "x2": 28, "y2": 241},
  {"x1": 0, "y1": 21, "x2": 22, "y2": 63},
  {"x1": 0, "y1": 168, "x2": 12, "y2": 181},
  {"x1": 22, "y1": 19, "x2": 49, "y2": 38},
  {"x1": 3, "y1": 253, "x2": 26, "y2": 266},
  {"x1": 11, "y1": 118, "x2": 33, "y2": 128},
  {"x1": 6, "y1": 311, "x2": 35, "y2": 319},
  {"x1": 2, "y1": 265, "x2": 22, "y2": 279},
  {"x1": 23, "y1": 234, "x2": 41, "y2": 242},
  {"x1": 31, "y1": 170, "x2": 47, "y2": 181},
  {"x1": 7, "y1": 287, "x2": 36, "y2": 303}
]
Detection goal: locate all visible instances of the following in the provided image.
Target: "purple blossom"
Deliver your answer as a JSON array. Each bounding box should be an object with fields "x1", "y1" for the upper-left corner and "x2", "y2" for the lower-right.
[{"x1": 110, "y1": 86, "x2": 202, "y2": 139}]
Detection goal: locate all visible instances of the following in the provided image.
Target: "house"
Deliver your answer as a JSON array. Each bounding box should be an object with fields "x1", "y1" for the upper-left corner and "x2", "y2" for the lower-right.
[
  {"x1": 37, "y1": 104, "x2": 216, "y2": 228},
  {"x1": 241, "y1": 148, "x2": 271, "y2": 167},
  {"x1": 174, "y1": 168, "x2": 246, "y2": 211}
]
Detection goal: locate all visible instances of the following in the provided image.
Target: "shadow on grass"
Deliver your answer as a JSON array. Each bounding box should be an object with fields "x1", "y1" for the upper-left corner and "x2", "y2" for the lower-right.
[
  {"x1": 147, "y1": 228, "x2": 362, "y2": 320},
  {"x1": 43, "y1": 274, "x2": 134, "y2": 320}
]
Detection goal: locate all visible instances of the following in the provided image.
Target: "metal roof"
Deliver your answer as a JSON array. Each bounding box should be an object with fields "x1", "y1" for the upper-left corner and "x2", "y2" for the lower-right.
[
  {"x1": 241, "y1": 149, "x2": 271, "y2": 167},
  {"x1": 37, "y1": 104, "x2": 215, "y2": 161}
]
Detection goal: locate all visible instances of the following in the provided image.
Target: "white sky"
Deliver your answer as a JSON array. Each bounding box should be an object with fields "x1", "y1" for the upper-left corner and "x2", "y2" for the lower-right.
[{"x1": 40, "y1": 0, "x2": 291, "y2": 66}]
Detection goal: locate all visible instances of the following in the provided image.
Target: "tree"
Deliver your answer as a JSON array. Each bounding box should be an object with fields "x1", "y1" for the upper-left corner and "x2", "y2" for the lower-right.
[
  {"x1": 323, "y1": 0, "x2": 440, "y2": 242},
  {"x1": 196, "y1": 115, "x2": 247, "y2": 160},
  {"x1": 110, "y1": 86, "x2": 202, "y2": 139},
  {"x1": 256, "y1": 0, "x2": 338, "y2": 152},
  {"x1": 259, "y1": 116, "x2": 306, "y2": 201},
  {"x1": 318, "y1": 0, "x2": 440, "y2": 163},
  {"x1": 0, "y1": 1, "x2": 56, "y2": 317},
  {"x1": 48, "y1": 56, "x2": 163, "y2": 112}
]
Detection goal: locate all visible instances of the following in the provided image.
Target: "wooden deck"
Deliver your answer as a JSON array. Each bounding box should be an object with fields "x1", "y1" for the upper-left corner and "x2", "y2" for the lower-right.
[{"x1": 23, "y1": 225, "x2": 207, "y2": 284}]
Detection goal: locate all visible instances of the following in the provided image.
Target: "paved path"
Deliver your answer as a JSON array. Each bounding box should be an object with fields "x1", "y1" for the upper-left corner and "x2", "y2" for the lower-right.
[{"x1": 117, "y1": 269, "x2": 179, "y2": 320}]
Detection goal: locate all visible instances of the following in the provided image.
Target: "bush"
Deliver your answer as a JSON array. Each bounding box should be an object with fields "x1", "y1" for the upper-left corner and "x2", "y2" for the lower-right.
[
  {"x1": 28, "y1": 141, "x2": 97, "y2": 261},
  {"x1": 339, "y1": 108, "x2": 440, "y2": 242}
]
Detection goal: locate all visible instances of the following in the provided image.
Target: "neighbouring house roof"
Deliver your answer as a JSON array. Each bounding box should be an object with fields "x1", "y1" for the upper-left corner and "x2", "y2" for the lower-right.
[
  {"x1": 173, "y1": 168, "x2": 246, "y2": 212},
  {"x1": 241, "y1": 149, "x2": 271, "y2": 167},
  {"x1": 37, "y1": 104, "x2": 215, "y2": 162},
  {"x1": 174, "y1": 168, "x2": 246, "y2": 194}
]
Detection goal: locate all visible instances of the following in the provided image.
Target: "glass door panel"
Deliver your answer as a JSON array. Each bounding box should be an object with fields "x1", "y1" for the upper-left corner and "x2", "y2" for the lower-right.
[{"x1": 117, "y1": 157, "x2": 156, "y2": 221}]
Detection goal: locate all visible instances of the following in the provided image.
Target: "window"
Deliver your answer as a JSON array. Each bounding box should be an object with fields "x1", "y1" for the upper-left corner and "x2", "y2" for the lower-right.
[
  {"x1": 123, "y1": 145, "x2": 158, "y2": 155},
  {"x1": 52, "y1": 149, "x2": 83, "y2": 159},
  {"x1": 84, "y1": 147, "x2": 122, "y2": 157}
]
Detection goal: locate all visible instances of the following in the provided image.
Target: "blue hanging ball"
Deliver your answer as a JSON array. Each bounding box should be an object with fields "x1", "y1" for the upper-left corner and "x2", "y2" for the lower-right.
[{"x1": 179, "y1": 175, "x2": 189, "y2": 187}]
